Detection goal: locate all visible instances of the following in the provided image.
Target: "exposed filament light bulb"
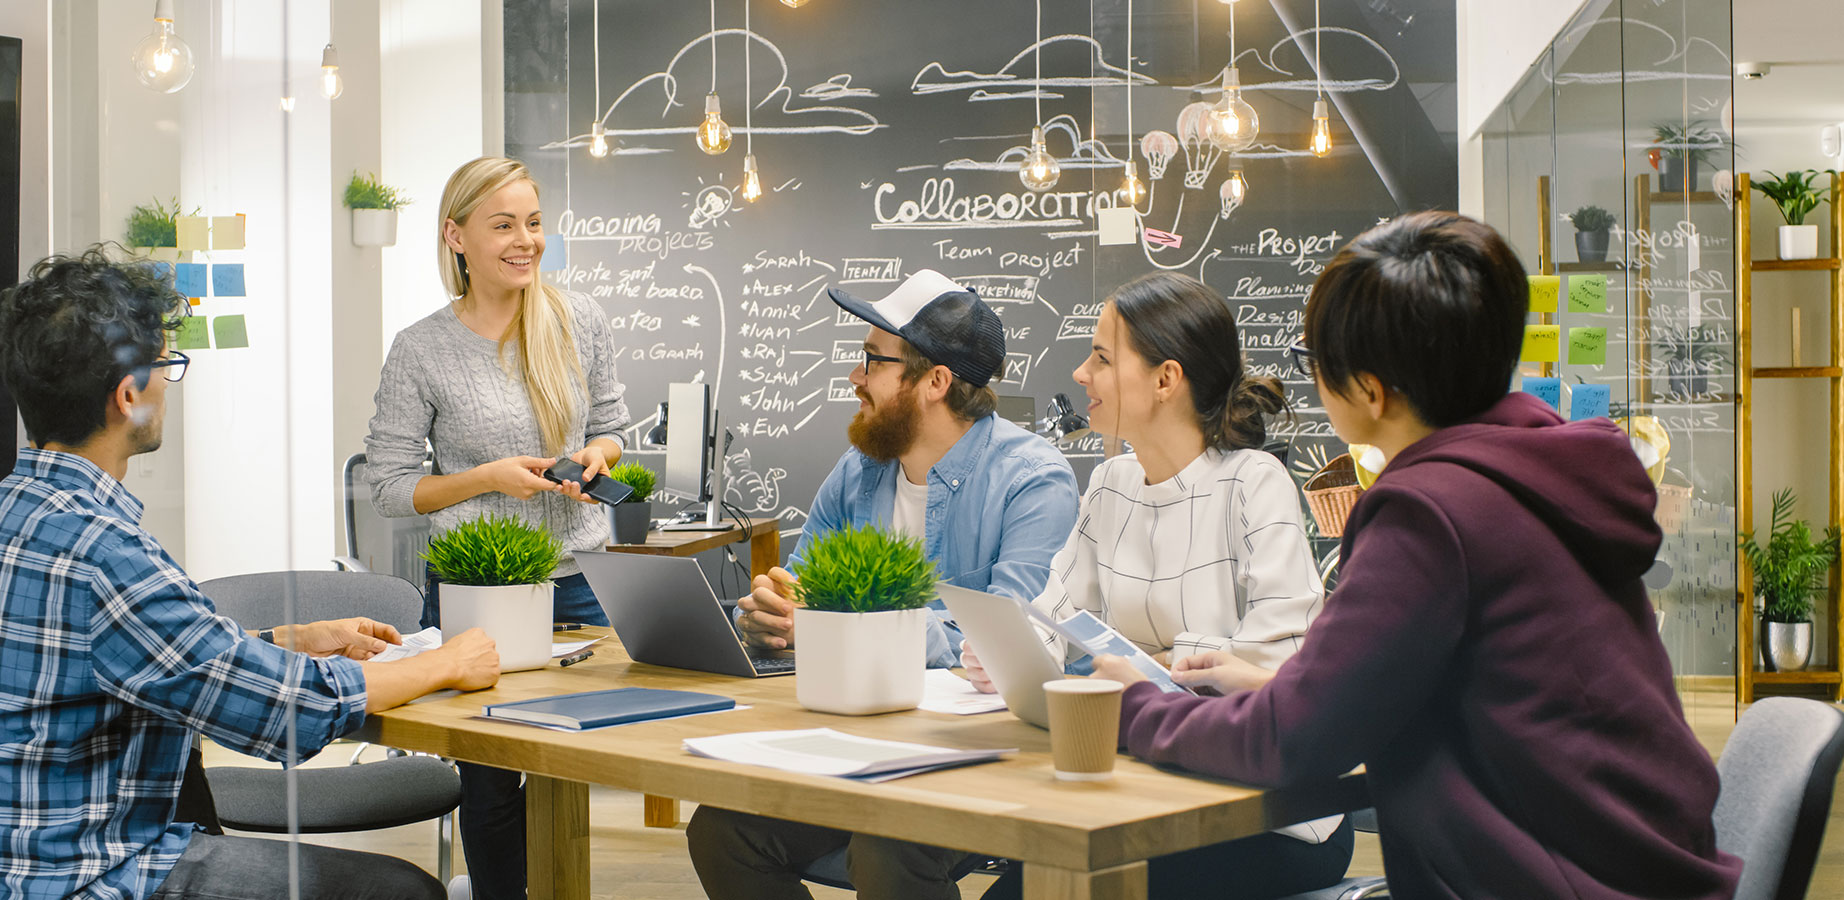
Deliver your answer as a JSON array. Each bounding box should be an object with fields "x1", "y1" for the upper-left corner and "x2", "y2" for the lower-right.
[
  {"x1": 1310, "y1": 98, "x2": 1333, "y2": 158},
  {"x1": 1117, "y1": 160, "x2": 1148, "y2": 206},
  {"x1": 319, "y1": 44, "x2": 344, "y2": 100},
  {"x1": 696, "y1": 93, "x2": 732, "y2": 155},
  {"x1": 779, "y1": 0, "x2": 811, "y2": 6},
  {"x1": 1019, "y1": 126, "x2": 1061, "y2": 192},
  {"x1": 741, "y1": 154, "x2": 764, "y2": 202},
  {"x1": 1210, "y1": 67, "x2": 1259, "y2": 153},
  {"x1": 1221, "y1": 168, "x2": 1249, "y2": 215},
  {"x1": 131, "y1": 0, "x2": 195, "y2": 93},
  {"x1": 589, "y1": 121, "x2": 610, "y2": 159}
]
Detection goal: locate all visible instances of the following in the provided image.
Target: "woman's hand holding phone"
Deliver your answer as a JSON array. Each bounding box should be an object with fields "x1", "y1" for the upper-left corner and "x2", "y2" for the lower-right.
[{"x1": 483, "y1": 455, "x2": 559, "y2": 500}]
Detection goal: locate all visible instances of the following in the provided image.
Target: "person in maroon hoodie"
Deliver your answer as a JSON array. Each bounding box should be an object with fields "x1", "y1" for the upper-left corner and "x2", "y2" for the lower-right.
[{"x1": 1092, "y1": 211, "x2": 1742, "y2": 900}]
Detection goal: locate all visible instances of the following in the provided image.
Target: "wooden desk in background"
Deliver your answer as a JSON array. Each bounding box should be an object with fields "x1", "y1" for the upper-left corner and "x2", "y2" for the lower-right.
[
  {"x1": 357, "y1": 631, "x2": 1367, "y2": 900},
  {"x1": 605, "y1": 516, "x2": 781, "y2": 825}
]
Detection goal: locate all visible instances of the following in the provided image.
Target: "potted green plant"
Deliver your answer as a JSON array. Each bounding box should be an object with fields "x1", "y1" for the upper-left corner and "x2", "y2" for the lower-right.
[
  {"x1": 343, "y1": 172, "x2": 410, "y2": 248},
  {"x1": 1740, "y1": 488, "x2": 1841, "y2": 672},
  {"x1": 125, "y1": 197, "x2": 186, "y2": 261},
  {"x1": 1651, "y1": 121, "x2": 1723, "y2": 193},
  {"x1": 423, "y1": 513, "x2": 564, "y2": 672},
  {"x1": 1568, "y1": 205, "x2": 1616, "y2": 264},
  {"x1": 1653, "y1": 324, "x2": 1728, "y2": 400},
  {"x1": 604, "y1": 461, "x2": 657, "y2": 545},
  {"x1": 790, "y1": 524, "x2": 937, "y2": 715},
  {"x1": 1752, "y1": 169, "x2": 1835, "y2": 261}
]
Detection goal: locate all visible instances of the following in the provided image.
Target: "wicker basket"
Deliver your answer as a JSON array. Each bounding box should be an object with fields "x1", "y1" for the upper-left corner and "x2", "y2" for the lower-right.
[
  {"x1": 1653, "y1": 468, "x2": 1693, "y2": 533},
  {"x1": 1304, "y1": 454, "x2": 1363, "y2": 538}
]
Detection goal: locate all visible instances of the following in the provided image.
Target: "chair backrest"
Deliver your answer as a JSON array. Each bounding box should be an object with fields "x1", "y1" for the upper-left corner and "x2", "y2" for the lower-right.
[
  {"x1": 345, "y1": 451, "x2": 434, "y2": 582},
  {"x1": 198, "y1": 570, "x2": 424, "y2": 633},
  {"x1": 1713, "y1": 697, "x2": 1844, "y2": 900}
]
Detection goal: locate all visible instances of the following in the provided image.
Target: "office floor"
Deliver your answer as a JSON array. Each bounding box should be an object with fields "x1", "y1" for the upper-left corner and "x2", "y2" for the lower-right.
[{"x1": 201, "y1": 690, "x2": 1841, "y2": 899}]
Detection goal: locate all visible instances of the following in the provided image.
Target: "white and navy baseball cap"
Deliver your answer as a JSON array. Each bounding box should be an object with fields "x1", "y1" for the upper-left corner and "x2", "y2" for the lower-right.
[{"x1": 828, "y1": 269, "x2": 1006, "y2": 388}]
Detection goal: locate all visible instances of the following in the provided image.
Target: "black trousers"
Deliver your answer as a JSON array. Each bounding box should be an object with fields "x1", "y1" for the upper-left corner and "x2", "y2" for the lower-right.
[{"x1": 151, "y1": 832, "x2": 443, "y2": 900}]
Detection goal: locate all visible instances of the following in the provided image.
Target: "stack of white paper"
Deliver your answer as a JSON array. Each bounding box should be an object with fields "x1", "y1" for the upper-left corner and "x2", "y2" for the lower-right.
[
  {"x1": 683, "y1": 728, "x2": 1014, "y2": 782},
  {"x1": 368, "y1": 627, "x2": 602, "y2": 663}
]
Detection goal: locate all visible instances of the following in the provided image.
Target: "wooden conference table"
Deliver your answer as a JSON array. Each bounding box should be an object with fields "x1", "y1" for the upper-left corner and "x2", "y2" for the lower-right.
[{"x1": 357, "y1": 631, "x2": 1367, "y2": 900}]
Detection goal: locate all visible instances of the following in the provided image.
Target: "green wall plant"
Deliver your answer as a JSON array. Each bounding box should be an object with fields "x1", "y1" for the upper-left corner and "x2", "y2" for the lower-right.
[{"x1": 343, "y1": 172, "x2": 411, "y2": 210}]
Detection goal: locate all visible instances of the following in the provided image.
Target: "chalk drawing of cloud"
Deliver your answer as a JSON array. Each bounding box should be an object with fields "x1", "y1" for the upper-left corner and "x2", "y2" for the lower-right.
[
  {"x1": 940, "y1": 114, "x2": 1127, "y2": 172},
  {"x1": 1177, "y1": 27, "x2": 1401, "y2": 95},
  {"x1": 541, "y1": 28, "x2": 883, "y2": 154},
  {"x1": 1548, "y1": 18, "x2": 1729, "y2": 86},
  {"x1": 912, "y1": 34, "x2": 1154, "y2": 101}
]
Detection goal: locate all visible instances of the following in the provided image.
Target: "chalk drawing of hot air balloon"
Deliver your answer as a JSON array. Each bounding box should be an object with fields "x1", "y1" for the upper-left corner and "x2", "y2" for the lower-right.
[
  {"x1": 1219, "y1": 170, "x2": 1248, "y2": 219},
  {"x1": 1140, "y1": 130, "x2": 1178, "y2": 182},
  {"x1": 1176, "y1": 101, "x2": 1225, "y2": 190}
]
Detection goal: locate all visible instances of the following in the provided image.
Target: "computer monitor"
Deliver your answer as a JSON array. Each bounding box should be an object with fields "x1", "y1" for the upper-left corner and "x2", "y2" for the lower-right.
[{"x1": 660, "y1": 382, "x2": 734, "y2": 532}]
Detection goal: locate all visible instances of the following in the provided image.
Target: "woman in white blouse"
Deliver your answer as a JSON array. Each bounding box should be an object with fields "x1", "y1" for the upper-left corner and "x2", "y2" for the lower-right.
[{"x1": 969, "y1": 271, "x2": 1348, "y2": 900}]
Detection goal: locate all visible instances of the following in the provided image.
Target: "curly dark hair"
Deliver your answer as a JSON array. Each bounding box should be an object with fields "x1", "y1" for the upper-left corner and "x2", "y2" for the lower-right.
[{"x1": 0, "y1": 245, "x2": 189, "y2": 447}]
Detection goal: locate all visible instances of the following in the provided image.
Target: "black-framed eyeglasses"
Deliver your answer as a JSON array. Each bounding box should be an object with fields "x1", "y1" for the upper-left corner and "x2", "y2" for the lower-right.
[
  {"x1": 862, "y1": 349, "x2": 903, "y2": 370},
  {"x1": 1286, "y1": 340, "x2": 1315, "y2": 380},
  {"x1": 147, "y1": 350, "x2": 190, "y2": 383}
]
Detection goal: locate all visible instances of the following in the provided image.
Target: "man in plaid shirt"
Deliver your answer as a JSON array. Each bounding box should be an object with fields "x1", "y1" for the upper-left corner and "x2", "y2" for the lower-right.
[{"x1": 0, "y1": 248, "x2": 502, "y2": 900}]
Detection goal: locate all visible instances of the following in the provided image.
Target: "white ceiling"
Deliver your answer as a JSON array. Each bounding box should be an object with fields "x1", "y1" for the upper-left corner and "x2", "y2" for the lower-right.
[{"x1": 1733, "y1": 0, "x2": 1844, "y2": 128}]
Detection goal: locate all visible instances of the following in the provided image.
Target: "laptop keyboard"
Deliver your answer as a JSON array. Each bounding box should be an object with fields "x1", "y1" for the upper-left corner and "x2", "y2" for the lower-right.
[{"x1": 750, "y1": 654, "x2": 797, "y2": 674}]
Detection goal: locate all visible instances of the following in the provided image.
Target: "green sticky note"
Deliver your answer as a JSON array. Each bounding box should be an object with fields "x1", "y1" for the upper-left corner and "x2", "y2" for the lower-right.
[
  {"x1": 1528, "y1": 275, "x2": 1560, "y2": 314},
  {"x1": 1568, "y1": 274, "x2": 1608, "y2": 313},
  {"x1": 1522, "y1": 324, "x2": 1560, "y2": 362},
  {"x1": 1567, "y1": 326, "x2": 1608, "y2": 366},
  {"x1": 174, "y1": 317, "x2": 210, "y2": 350},
  {"x1": 212, "y1": 314, "x2": 249, "y2": 349}
]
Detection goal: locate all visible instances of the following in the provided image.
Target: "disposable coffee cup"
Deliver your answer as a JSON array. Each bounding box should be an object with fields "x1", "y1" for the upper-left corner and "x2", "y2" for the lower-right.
[{"x1": 1044, "y1": 678, "x2": 1124, "y2": 781}]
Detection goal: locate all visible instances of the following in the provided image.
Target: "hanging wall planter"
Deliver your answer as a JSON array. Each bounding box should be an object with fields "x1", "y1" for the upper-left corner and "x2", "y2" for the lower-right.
[
  {"x1": 351, "y1": 208, "x2": 399, "y2": 248},
  {"x1": 344, "y1": 172, "x2": 409, "y2": 248}
]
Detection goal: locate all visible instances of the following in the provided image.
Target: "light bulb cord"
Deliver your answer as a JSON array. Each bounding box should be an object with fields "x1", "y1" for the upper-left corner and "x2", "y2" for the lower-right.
[
  {"x1": 710, "y1": 0, "x2": 718, "y2": 90},
  {"x1": 593, "y1": 0, "x2": 602, "y2": 124},
  {"x1": 1033, "y1": 0, "x2": 1042, "y2": 128},
  {"x1": 744, "y1": 0, "x2": 752, "y2": 152},
  {"x1": 1314, "y1": 0, "x2": 1323, "y2": 100},
  {"x1": 1228, "y1": 3, "x2": 1236, "y2": 81},
  {"x1": 1124, "y1": 0, "x2": 1133, "y2": 151}
]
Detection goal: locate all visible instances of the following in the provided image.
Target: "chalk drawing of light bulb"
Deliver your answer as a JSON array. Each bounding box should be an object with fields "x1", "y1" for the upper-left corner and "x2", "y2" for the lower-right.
[
  {"x1": 1176, "y1": 101, "x2": 1225, "y2": 190},
  {"x1": 1140, "y1": 130, "x2": 1178, "y2": 182},
  {"x1": 688, "y1": 184, "x2": 734, "y2": 229}
]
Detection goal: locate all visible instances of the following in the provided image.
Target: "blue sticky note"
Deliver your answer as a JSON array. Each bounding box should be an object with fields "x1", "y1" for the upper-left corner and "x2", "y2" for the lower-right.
[
  {"x1": 211, "y1": 264, "x2": 246, "y2": 297},
  {"x1": 142, "y1": 260, "x2": 175, "y2": 283},
  {"x1": 539, "y1": 240, "x2": 565, "y2": 272},
  {"x1": 1521, "y1": 376, "x2": 1562, "y2": 411},
  {"x1": 1570, "y1": 384, "x2": 1611, "y2": 421},
  {"x1": 175, "y1": 263, "x2": 207, "y2": 298}
]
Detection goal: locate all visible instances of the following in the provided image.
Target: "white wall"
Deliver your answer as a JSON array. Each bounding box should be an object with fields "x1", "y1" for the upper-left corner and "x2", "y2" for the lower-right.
[
  {"x1": 1458, "y1": 0, "x2": 1590, "y2": 140},
  {"x1": 0, "y1": 1, "x2": 49, "y2": 277}
]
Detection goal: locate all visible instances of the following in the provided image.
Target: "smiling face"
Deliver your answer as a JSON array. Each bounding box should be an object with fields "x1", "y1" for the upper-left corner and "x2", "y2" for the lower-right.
[
  {"x1": 444, "y1": 179, "x2": 544, "y2": 297},
  {"x1": 1072, "y1": 303, "x2": 1160, "y2": 442}
]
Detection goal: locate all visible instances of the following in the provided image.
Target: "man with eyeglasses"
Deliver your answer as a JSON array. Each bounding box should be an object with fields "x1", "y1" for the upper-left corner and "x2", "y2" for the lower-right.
[
  {"x1": 690, "y1": 269, "x2": 1079, "y2": 899},
  {"x1": 0, "y1": 247, "x2": 502, "y2": 900}
]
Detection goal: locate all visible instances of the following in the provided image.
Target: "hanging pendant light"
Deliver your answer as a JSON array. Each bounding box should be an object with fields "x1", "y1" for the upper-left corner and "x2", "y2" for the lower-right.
[
  {"x1": 1208, "y1": 3, "x2": 1258, "y2": 153},
  {"x1": 131, "y1": 0, "x2": 195, "y2": 94},
  {"x1": 1118, "y1": 160, "x2": 1149, "y2": 205},
  {"x1": 590, "y1": 121, "x2": 610, "y2": 159},
  {"x1": 319, "y1": 44, "x2": 344, "y2": 100},
  {"x1": 740, "y1": 0, "x2": 764, "y2": 200},
  {"x1": 779, "y1": 0, "x2": 811, "y2": 6},
  {"x1": 1220, "y1": 168, "x2": 1248, "y2": 217},
  {"x1": 742, "y1": 154, "x2": 764, "y2": 201},
  {"x1": 1116, "y1": 0, "x2": 1146, "y2": 207},
  {"x1": 697, "y1": 0, "x2": 733, "y2": 155},
  {"x1": 1308, "y1": 0, "x2": 1334, "y2": 158},
  {"x1": 588, "y1": 0, "x2": 612, "y2": 159},
  {"x1": 1020, "y1": 0, "x2": 1059, "y2": 191}
]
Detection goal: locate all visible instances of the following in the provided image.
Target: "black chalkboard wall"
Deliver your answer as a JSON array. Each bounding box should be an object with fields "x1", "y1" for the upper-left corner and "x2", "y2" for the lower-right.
[{"x1": 503, "y1": 0, "x2": 1456, "y2": 552}]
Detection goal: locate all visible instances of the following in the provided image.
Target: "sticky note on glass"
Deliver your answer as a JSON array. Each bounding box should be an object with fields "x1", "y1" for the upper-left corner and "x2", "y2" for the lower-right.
[
  {"x1": 1522, "y1": 324, "x2": 1560, "y2": 362},
  {"x1": 211, "y1": 215, "x2": 245, "y2": 250},
  {"x1": 1567, "y1": 326, "x2": 1608, "y2": 366},
  {"x1": 1521, "y1": 376, "x2": 1562, "y2": 410},
  {"x1": 1527, "y1": 275, "x2": 1560, "y2": 313},
  {"x1": 1570, "y1": 384, "x2": 1611, "y2": 421},
  {"x1": 213, "y1": 314, "x2": 249, "y2": 349},
  {"x1": 174, "y1": 317, "x2": 211, "y2": 350},
  {"x1": 175, "y1": 263, "x2": 207, "y2": 298},
  {"x1": 212, "y1": 264, "x2": 246, "y2": 297},
  {"x1": 539, "y1": 240, "x2": 565, "y2": 272},
  {"x1": 142, "y1": 260, "x2": 175, "y2": 283},
  {"x1": 176, "y1": 216, "x2": 210, "y2": 252},
  {"x1": 1098, "y1": 207, "x2": 1138, "y2": 246},
  {"x1": 1568, "y1": 274, "x2": 1607, "y2": 313}
]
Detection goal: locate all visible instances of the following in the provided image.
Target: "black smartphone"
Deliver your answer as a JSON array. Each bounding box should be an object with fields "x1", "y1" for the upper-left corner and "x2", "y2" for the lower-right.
[{"x1": 543, "y1": 459, "x2": 636, "y2": 506}]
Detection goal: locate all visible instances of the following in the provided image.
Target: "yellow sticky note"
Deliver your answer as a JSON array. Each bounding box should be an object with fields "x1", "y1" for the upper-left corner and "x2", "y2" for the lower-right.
[
  {"x1": 176, "y1": 216, "x2": 210, "y2": 252},
  {"x1": 1567, "y1": 326, "x2": 1608, "y2": 366},
  {"x1": 1527, "y1": 275, "x2": 1560, "y2": 314},
  {"x1": 1568, "y1": 274, "x2": 1607, "y2": 313},
  {"x1": 1522, "y1": 324, "x2": 1560, "y2": 362},
  {"x1": 211, "y1": 215, "x2": 245, "y2": 250}
]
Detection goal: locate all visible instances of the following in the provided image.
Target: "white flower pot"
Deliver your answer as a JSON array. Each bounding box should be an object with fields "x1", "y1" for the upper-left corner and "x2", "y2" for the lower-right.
[
  {"x1": 794, "y1": 607, "x2": 927, "y2": 715},
  {"x1": 439, "y1": 582, "x2": 553, "y2": 672},
  {"x1": 351, "y1": 208, "x2": 399, "y2": 247},
  {"x1": 1778, "y1": 224, "x2": 1820, "y2": 261}
]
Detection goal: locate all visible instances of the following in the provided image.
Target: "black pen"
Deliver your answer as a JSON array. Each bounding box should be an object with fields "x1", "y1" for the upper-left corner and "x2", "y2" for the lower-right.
[
  {"x1": 558, "y1": 648, "x2": 595, "y2": 667},
  {"x1": 553, "y1": 622, "x2": 588, "y2": 633}
]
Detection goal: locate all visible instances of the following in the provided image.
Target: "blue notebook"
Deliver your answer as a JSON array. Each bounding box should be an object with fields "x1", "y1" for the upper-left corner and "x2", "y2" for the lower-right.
[{"x1": 482, "y1": 688, "x2": 735, "y2": 731}]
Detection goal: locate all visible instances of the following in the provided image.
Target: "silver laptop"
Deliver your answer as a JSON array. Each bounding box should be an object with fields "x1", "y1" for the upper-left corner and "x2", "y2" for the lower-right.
[
  {"x1": 936, "y1": 584, "x2": 1065, "y2": 728},
  {"x1": 574, "y1": 550, "x2": 795, "y2": 677}
]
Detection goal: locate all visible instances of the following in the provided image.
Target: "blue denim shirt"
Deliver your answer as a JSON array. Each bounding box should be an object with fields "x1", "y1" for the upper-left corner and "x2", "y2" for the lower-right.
[{"x1": 790, "y1": 415, "x2": 1079, "y2": 667}]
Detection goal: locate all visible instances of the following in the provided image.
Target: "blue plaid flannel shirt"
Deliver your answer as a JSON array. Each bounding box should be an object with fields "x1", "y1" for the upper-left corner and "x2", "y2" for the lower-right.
[{"x1": 0, "y1": 449, "x2": 370, "y2": 899}]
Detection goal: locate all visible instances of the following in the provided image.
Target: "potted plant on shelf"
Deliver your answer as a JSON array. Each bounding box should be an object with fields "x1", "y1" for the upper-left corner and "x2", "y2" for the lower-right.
[
  {"x1": 126, "y1": 197, "x2": 186, "y2": 261},
  {"x1": 790, "y1": 524, "x2": 937, "y2": 715},
  {"x1": 1752, "y1": 169, "x2": 1834, "y2": 261},
  {"x1": 1653, "y1": 324, "x2": 1729, "y2": 400},
  {"x1": 604, "y1": 461, "x2": 657, "y2": 545},
  {"x1": 1740, "y1": 488, "x2": 1840, "y2": 673},
  {"x1": 344, "y1": 172, "x2": 410, "y2": 248},
  {"x1": 1650, "y1": 121, "x2": 1723, "y2": 193},
  {"x1": 422, "y1": 513, "x2": 562, "y2": 672},
  {"x1": 1568, "y1": 205, "x2": 1616, "y2": 264}
]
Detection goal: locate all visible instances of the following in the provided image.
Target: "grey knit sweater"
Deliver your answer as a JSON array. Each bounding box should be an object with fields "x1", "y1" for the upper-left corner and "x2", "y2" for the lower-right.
[{"x1": 364, "y1": 292, "x2": 630, "y2": 579}]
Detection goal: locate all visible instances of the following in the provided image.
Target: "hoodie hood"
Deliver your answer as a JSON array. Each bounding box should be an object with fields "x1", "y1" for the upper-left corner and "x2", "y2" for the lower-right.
[{"x1": 1376, "y1": 392, "x2": 1662, "y2": 584}]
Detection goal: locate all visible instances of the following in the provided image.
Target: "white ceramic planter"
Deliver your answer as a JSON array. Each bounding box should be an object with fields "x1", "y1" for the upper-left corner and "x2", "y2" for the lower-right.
[
  {"x1": 439, "y1": 582, "x2": 553, "y2": 672},
  {"x1": 794, "y1": 607, "x2": 927, "y2": 715},
  {"x1": 351, "y1": 208, "x2": 399, "y2": 247},
  {"x1": 1779, "y1": 224, "x2": 1820, "y2": 261}
]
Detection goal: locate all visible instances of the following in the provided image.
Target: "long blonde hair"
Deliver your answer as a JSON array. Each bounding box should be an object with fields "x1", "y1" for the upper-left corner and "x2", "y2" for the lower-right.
[{"x1": 437, "y1": 157, "x2": 585, "y2": 457}]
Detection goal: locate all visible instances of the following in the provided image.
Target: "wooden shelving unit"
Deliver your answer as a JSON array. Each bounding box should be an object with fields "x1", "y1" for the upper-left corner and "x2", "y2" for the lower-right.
[{"x1": 1735, "y1": 171, "x2": 1844, "y2": 704}]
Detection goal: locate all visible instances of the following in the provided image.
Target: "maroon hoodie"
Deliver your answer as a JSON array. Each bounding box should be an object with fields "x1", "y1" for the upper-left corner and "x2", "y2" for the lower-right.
[{"x1": 1119, "y1": 393, "x2": 1742, "y2": 900}]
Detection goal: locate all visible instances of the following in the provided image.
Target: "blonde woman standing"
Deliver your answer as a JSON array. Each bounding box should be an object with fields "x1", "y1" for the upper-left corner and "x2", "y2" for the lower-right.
[{"x1": 365, "y1": 156, "x2": 629, "y2": 900}]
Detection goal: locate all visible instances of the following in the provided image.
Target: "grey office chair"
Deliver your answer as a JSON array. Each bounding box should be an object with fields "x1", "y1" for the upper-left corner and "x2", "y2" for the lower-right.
[
  {"x1": 335, "y1": 450, "x2": 434, "y2": 581},
  {"x1": 197, "y1": 570, "x2": 462, "y2": 882}
]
